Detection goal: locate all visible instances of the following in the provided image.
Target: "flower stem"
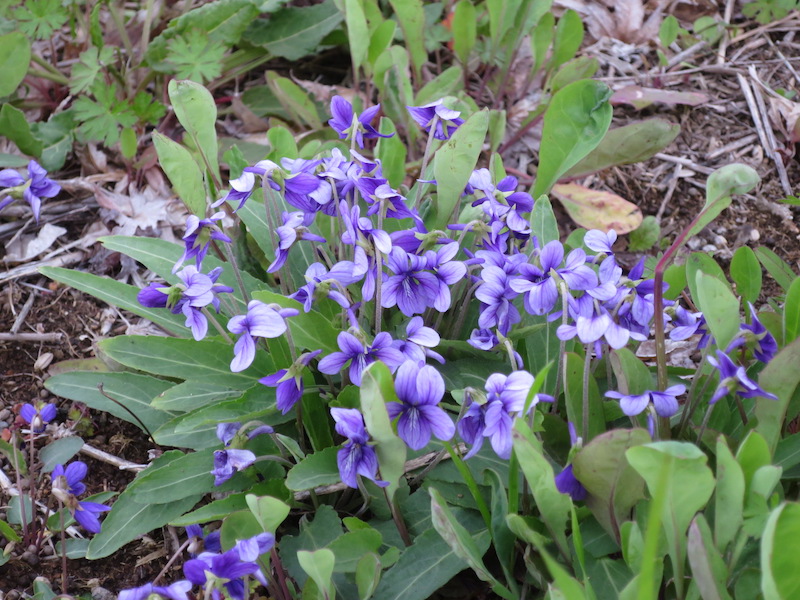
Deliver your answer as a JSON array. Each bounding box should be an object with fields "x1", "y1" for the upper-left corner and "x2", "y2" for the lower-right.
[
  {"x1": 413, "y1": 117, "x2": 439, "y2": 211},
  {"x1": 442, "y1": 441, "x2": 492, "y2": 531},
  {"x1": 582, "y1": 345, "x2": 592, "y2": 442},
  {"x1": 382, "y1": 486, "x2": 412, "y2": 547},
  {"x1": 59, "y1": 501, "x2": 67, "y2": 594}
]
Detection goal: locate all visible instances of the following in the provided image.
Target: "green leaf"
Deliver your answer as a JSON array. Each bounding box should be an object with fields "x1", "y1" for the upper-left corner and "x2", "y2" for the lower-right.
[
  {"x1": 266, "y1": 72, "x2": 323, "y2": 129},
  {"x1": 0, "y1": 32, "x2": 31, "y2": 96},
  {"x1": 356, "y1": 553, "x2": 382, "y2": 599},
  {"x1": 530, "y1": 195, "x2": 559, "y2": 245},
  {"x1": 153, "y1": 131, "x2": 206, "y2": 216},
  {"x1": 549, "y1": 56, "x2": 599, "y2": 93},
  {"x1": 220, "y1": 510, "x2": 263, "y2": 550},
  {"x1": 564, "y1": 351, "x2": 604, "y2": 441},
  {"x1": 280, "y1": 505, "x2": 344, "y2": 586},
  {"x1": 533, "y1": 80, "x2": 612, "y2": 198},
  {"x1": 13, "y1": 0, "x2": 67, "y2": 40},
  {"x1": 730, "y1": 245, "x2": 762, "y2": 305},
  {"x1": 30, "y1": 111, "x2": 75, "y2": 171},
  {"x1": 150, "y1": 380, "x2": 244, "y2": 412},
  {"x1": 152, "y1": 415, "x2": 221, "y2": 450},
  {"x1": 131, "y1": 91, "x2": 167, "y2": 126},
  {"x1": 299, "y1": 549, "x2": 336, "y2": 600},
  {"x1": 87, "y1": 454, "x2": 202, "y2": 558},
  {"x1": 761, "y1": 503, "x2": 800, "y2": 599},
  {"x1": 388, "y1": 0, "x2": 425, "y2": 79},
  {"x1": 687, "y1": 514, "x2": 732, "y2": 600},
  {"x1": 246, "y1": 493, "x2": 290, "y2": 533},
  {"x1": 326, "y1": 529, "x2": 382, "y2": 572},
  {"x1": 38, "y1": 266, "x2": 190, "y2": 337},
  {"x1": 45, "y1": 371, "x2": 175, "y2": 434},
  {"x1": 98, "y1": 336, "x2": 272, "y2": 387},
  {"x1": 73, "y1": 83, "x2": 137, "y2": 146},
  {"x1": 244, "y1": 0, "x2": 343, "y2": 61},
  {"x1": 344, "y1": 0, "x2": 369, "y2": 72},
  {"x1": 128, "y1": 449, "x2": 216, "y2": 504},
  {"x1": 39, "y1": 437, "x2": 84, "y2": 473},
  {"x1": 626, "y1": 442, "x2": 715, "y2": 600},
  {"x1": 415, "y1": 66, "x2": 463, "y2": 107},
  {"x1": 550, "y1": 9, "x2": 583, "y2": 73},
  {"x1": 755, "y1": 337, "x2": 800, "y2": 453},
  {"x1": 452, "y1": 0, "x2": 476, "y2": 64},
  {"x1": 432, "y1": 110, "x2": 489, "y2": 230},
  {"x1": 572, "y1": 429, "x2": 651, "y2": 541},
  {"x1": 372, "y1": 527, "x2": 490, "y2": 600},
  {"x1": 628, "y1": 216, "x2": 660, "y2": 252},
  {"x1": 0, "y1": 104, "x2": 43, "y2": 156},
  {"x1": 784, "y1": 277, "x2": 800, "y2": 342},
  {"x1": 166, "y1": 29, "x2": 226, "y2": 83},
  {"x1": 168, "y1": 79, "x2": 219, "y2": 180},
  {"x1": 286, "y1": 446, "x2": 341, "y2": 491},
  {"x1": 685, "y1": 164, "x2": 760, "y2": 242},
  {"x1": 660, "y1": 14, "x2": 679, "y2": 47},
  {"x1": 376, "y1": 117, "x2": 405, "y2": 188},
  {"x1": 512, "y1": 420, "x2": 571, "y2": 558},
  {"x1": 70, "y1": 46, "x2": 114, "y2": 95},
  {"x1": 694, "y1": 271, "x2": 740, "y2": 351},
  {"x1": 170, "y1": 493, "x2": 250, "y2": 527},
  {"x1": 755, "y1": 246, "x2": 796, "y2": 292},
  {"x1": 565, "y1": 119, "x2": 680, "y2": 178},
  {"x1": 360, "y1": 362, "x2": 407, "y2": 500},
  {"x1": 714, "y1": 437, "x2": 745, "y2": 552}
]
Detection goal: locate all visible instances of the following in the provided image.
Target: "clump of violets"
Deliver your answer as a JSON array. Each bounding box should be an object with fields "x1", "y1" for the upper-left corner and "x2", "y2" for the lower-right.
[
  {"x1": 51, "y1": 461, "x2": 111, "y2": 533},
  {"x1": 331, "y1": 407, "x2": 388, "y2": 489},
  {"x1": 0, "y1": 160, "x2": 60, "y2": 222},
  {"x1": 19, "y1": 401, "x2": 56, "y2": 433}
]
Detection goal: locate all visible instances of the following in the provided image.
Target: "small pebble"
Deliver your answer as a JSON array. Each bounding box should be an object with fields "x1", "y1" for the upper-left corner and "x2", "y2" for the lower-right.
[
  {"x1": 750, "y1": 229, "x2": 761, "y2": 242},
  {"x1": 702, "y1": 244, "x2": 718, "y2": 253},
  {"x1": 21, "y1": 550, "x2": 39, "y2": 566},
  {"x1": 92, "y1": 586, "x2": 116, "y2": 600},
  {"x1": 0, "y1": 408, "x2": 10, "y2": 421},
  {"x1": 39, "y1": 389, "x2": 50, "y2": 399},
  {"x1": 687, "y1": 237, "x2": 703, "y2": 250},
  {"x1": 713, "y1": 235, "x2": 727, "y2": 246}
]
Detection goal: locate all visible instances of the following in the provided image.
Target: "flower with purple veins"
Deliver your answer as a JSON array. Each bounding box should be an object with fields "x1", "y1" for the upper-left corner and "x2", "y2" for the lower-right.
[
  {"x1": 726, "y1": 303, "x2": 778, "y2": 364},
  {"x1": 356, "y1": 176, "x2": 420, "y2": 223},
  {"x1": 468, "y1": 328, "x2": 499, "y2": 351},
  {"x1": 267, "y1": 211, "x2": 326, "y2": 273},
  {"x1": 20, "y1": 402, "x2": 56, "y2": 432},
  {"x1": 51, "y1": 461, "x2": 111, "y2": 533},
  {"x1": 227, "y1": 301, "x2": 298, "y2": 372},
  {"x1": 392, "y1": 316, "x2": 444, "y2": 364},
  {"x1": 215, "y1": 160, "x2": 322, "y2": 214},
  {"x1": 474, "y1": 265, "x2": 521, "y2": 336},
  {"x1": 583, "y1": 229, "x2": 618, "y2": 256},
  {"x1": 173, "y1": 212, "x2": 231, "y2": 273},
  {"x1": 387, "y1": 361, "x2": 455, "y2": 450},
  {"x1": 0, "y1": 160, "x2": 60, "y2": 222},
  {"x1": 482, "y1": 371, "x2": 535, "y2": 459},
  {"x1": 328, "y1": 96, "x2": 392, "y2": 148},
  {"x1": 424, "y1": 242, "x2": 467, "y2": 312},
  {"x1": 458, "y1": 396, "x2": 488, "y2": 460},
  {"x1": 468, "y1": 169, "x2": 533, "y2": 234},
  {"x1": 290, "y1": 261, "x2": 357, "y2": 312},
  {"x1": 707, "y1": 350, "x2": 778, "y2": 404},
  {"x1": 118, "y1": 581, "x2": 192, "y2": 600},
  {"x1": 211, "y1": 449, "x2": 257, "y2": 486},
  {"x1": 605, "y1": 384, "x2": 686, "y2": 418},
  {"x1": 331, "y1": 408, "x2": 389, "y2": 489},
  {"x1": 381, "y1": 247, "x2": 440, "y2": 316},
  {"x1": 318, "y1": 330, "x2": 404, "y2": 385},
  {"x1": 407, "y1": 99, "x2": 465, "y2": 140},
  {"x1": 260, "y1": 350, "x2": 323, "y2": 414},
  {"x1": 184, "y1": 538, "x2": 269, "y2": 600}
]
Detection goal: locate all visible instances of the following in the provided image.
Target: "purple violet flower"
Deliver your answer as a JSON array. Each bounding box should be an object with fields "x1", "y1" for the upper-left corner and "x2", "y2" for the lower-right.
[
  {"x1": 186, "y1": 524, "x2": 222, "y2": 556},
  {"x1": 51, "y1": 461, "x2": 111, "y2": 533},
  {"x1": 227, "y1": 301, "x2": 298, "y2": 372},
  {"x1": 211, "y1": 449, "x2": 256, "y2": 486},
  {"x1": 482, "y1": 371, "x2": 535, "y2": 459},
  {"x1": 0, "y1": 160, "x2": 60, "y2": 222},
  {"x1": 328, "y1": 96, "x2": 392, "y2": 148},
  {"x1": 318, "y1": 331, "x2": 404, "y2": 385},
  {"x1": 173, "y1": 212, "x2": 231, "y2": 273},
  {"x1": 554, "y1": 464, "x2": 587, "y2": 501},
  {"x1": 387, "y1": 361, "x2": 455, "y2": 450},
  {"x1": 290, "y1": 261, "x2": 357, "y2": 312},
  {"x1": 215, "y1": 160, "x2": 322, "y2": 214},
  {"x1": 118, "y1": 581, "x2": 192, "y2": 600},
  {"x1": 726, "y1": 303, "x2": 778, "y2": 364},
  {"x1": 20, "y1": 402, "x2": 56, "y2": 432},
  {"x1": 268, "y1": 211, "x2": 326, "y2": 273},
  {"x1": 259, "y1": 350, "x2": 323, "y2": 414},
  {"x1": 381, "y1": 247, "x2": 440, "y2": 316},
  {"x1": 341, "y1": 203, "x2": 392, "y2": 301},
  {"x1": 707, "y1": 350, "x2": 778, "y2": 404},
  {"x1": 407, "y1": 99, "x2": 465, "y2": 140},
  {"x1": 392, "y1": 316, "x2": 444, "y2": 364},
  {"x1": 474, "y1": 266, "x2": 521, "y2": 336},
  {"x1": 605, "y1": 384, "x2": 686, "y2": 418},
  {"x1": 355, "y1": 176, "x2": 419, "y2": 223},
  {"x1": 331, "y1": 408, "x2": 389, "y2": 489},
  {"x1": 424, "y1": 242, "x2": 467, "y2": 312},
  {"x1": 184, "y1": 535, "x2": 271, "y2": 600}
]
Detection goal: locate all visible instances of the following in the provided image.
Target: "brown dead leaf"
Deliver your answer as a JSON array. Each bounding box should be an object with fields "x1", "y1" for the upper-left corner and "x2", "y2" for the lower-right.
[
  {"x1": 94, "y1": 183, "x2": 186, "y2": 240},
  {"x1": 554, "y1": 0, "x2": 665, "y2": 44},
  {"x1": 4, "y1": 223, "x2": 68, "y2": 263},
  {"x1": 551, "y1": 183, "x2": 643, "y2": 233}
]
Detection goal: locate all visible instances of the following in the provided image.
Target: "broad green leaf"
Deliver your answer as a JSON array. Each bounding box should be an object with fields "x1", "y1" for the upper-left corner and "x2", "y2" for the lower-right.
[
  {"x1": 344, "y1": 0, "x2": 369, "y2": 72},
  {"x1": 150, "y1": 380, "x2": 244, "y2": 411},
  {"x1": 549, "y1": 56, "x2": 599, "y2": 93},
  {"x1": 360, "y1": 362, "x2": 407, "y2": 500},
  {"x1": 755, "y1": 337, "x2": 800, "y2": 452},
  {"x1": 565, "y1": 119, "x2": 680, "y2": 178},
  {"x1": 372, "y1": 528, "x2": 490, "y2": 600},
  {"x1": 87, "y1": 454, "x2": 202, "y2": 558},
  {"x1": 98, "y1": 336, "x2": 272, "y2": 387},
  {"x1": 0, "y1": 104, "x2": 43, "y2": 156},
  {"x1": 628, "y1": 216, "x2": 660, "y2": 252},
  {"x1": 326, "y1": 529, "x2": 382, "y2": 572},
  {"x1": 356, "y1": 553, "x2": 382, "y2": 599},
  {"x1": 152, "y1": 415, "x2": 221, "y2": 450},
  {"x1": 298, "y1": 549, "x2": 336, "y2": 600},
  {"x1": 687, "y1": 514, "x2": 732, "y2": 600},
  {"x1": 755, "y1": 246, "x2": 796, "y2": 292},
  {"x1": 512, "y1": 420, "x2": 571, "y2": 558},
  {"x1": 533, "y1": 80, "x2": 612, "y2": 198},
  {"x1": 714, "y1": 437, "x2": 745, "y2": 552},
  {"x1": 484, "y1": 469, "x2": 515, "y2": 578},
  {"x1": 415, "y1": 66, "x2": 463, "y2": 106},
  {"x1": 366, "y1": 20, "x2": 396, "y2": 72},
  {"x1": 266, "y1": 125, "x2": 297, "y2": 160},
  {"x1": 572, "y1": 429, "x2": 650, "y2": 541},
  {"x1": 39, "y1": 437, "x2": 84, "y2": 473},
  {"x1": 530, "y1": 12, "x2": 555, "y2": 75},
  {"x1": 730, "y1": 245, "x2": 762, "y2": 304},
  {"x1": 220, "y1": 510, "x2": 263, "y2": 551},
  {"x1": 285, "y1": 446, "x2": 341, "y2": 491},
  {"x1": 626, "y1": 442, "x2": 715, "y2": 600},
  {"x1": 609, "y1": 348, "x2": 652, "y2": 396},
  {"x1": 761, "y1": 503, "x2": 800, "y2": 599},
  {"x1": 246, "y1": 494, "x2": 290, "y2": 533},
  {"x1": 452, "y1": 0, "x2": 476, "y2": 65},
  {"x1": 684, "y1": 164, "x2": 759, "y2": 242},
  {"x1": 280, "y1": 505, "x2": 343, "y2": 586},
  {"x1": 432, "y1": 110, "x2": 489, "y2": 231},
  {"x1": 551, "y1": 183, "x2": 643, "y2": 234},
  {"x1": 244, "y1": 0, "x2": 343, "y2": 61},
  {"x1": 45, "y1": 371, "x2": 175, "y2": 433},
  {"x1": 267, "y1": 72, "x2": 323, "y2": 129},
  {"x1": 39, "y1": 267, "x2": 190, "y2": 336},
  {"x1": 686, "y1": 251, "x2": 731, "y2": 305},
  {"x1": 388, "y1": 0, "x2": 425, "y2": 79},
  {"x1": 170, "y1": 494, "x2": 249, "y2": 527},
  {"x1": 694, "y1": 271, "x2": 740, "y2": 351},
  {"x1": 486, "y1": 0, "x2": 521, "y2": 50},
  {"x1": 153, "y1": 131, "x2": 206, "y2": 216},
  {"x1": 0, "y1": 32, "x2": 31, "y2": 96},
  {"x1": 784, "y1": 277, "x2": 800, "y2": 342},
  {"x1": 169, "y1": 79, "x2": 219, "y2": 181},
  {"x1": 530, "y1": 195, "x2": 559, "y2": 245},
  {"x1": 376, "y1": 117, "x2": 405, "y2": 188}
]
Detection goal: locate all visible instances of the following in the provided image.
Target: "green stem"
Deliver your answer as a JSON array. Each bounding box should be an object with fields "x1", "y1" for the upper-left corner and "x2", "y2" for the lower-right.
[
  {"x1": 30, "y1": 54, "x2": 69, "y2": 85},
  {"x1": 582, "y1": 345, "x2": 591, "y2": 442},
  {"x1": 413, "y1": 116, "x2": 439, "y2": 211}
]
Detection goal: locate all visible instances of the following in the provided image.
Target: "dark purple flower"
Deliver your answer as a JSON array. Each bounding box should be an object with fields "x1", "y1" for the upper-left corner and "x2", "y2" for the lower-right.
[
  {"x1": 328, "y1": 96, "x2": 392, "y2": 148},
  {"x1": 407, "y1": 99, "x2": 465, "y2": 140},
  {"x1": 51, "y1": 461, "x2": 111, "y2": 533},
  {"x1": 468, "y1": 169, "x2": 533, "y2": 234},
  {"x1": 458, "y1": 397, "x2": 487, "y2": 459},
  {"x1": 184, "y1": 539, "x2": 268, "y2": 600},
  {"x1": 381, "y1": 247, "x2": 440, "y2": 316},
  {"x1": 605, "y1": 384, "x2": 686, "y2": 418},
  {"x1": 0, "y1": 160, "x2": 60, "y2": 222},
  {"x1": 268, "y1": 211, "x2": 326, "y2": 273},
  {"x1": 355, "y1": 176, "x2": 419, "y2": 223},
  {"x1": 227, "y1": 301, "x2": 298, "y2": 372},
  {"x1": 468, "y1": 328, "x2": 499, "y2": 351},
  {"x1": 259, "y1": 350, "x2": 322, "y2": 414},
  {"x1": 474, "y1": 266, "x2": 521, "y2": 336},
  {"x1": 20, "y1": 402, "x2": 56, "y2": 432},
  {"x1": 726, "y1": 303, "x2": 778, "y2": 364},
  {"x1": 118, "y1": 581, "x2": 192, "y2": 600},
  {"x1": 211, "y1": 449, "x2": 256, "y2": 485},
  {"x1": 387, "y1": 361, "x2": 455, "y2": 450},
  {"x1": 669, "y1": 306, "x2": 705, "y2": 341},
  {"x1": 186, "y1": 524, "x2": 221, "y2": 556},
  {"x1": 215, "y1": 160, "x2": 279, "y2": 211},
  {"x1": 215, "y1": 160, "x2": 322, "y2": 215},
  {"x1": 707, "y1": 350, "x2": 778, "y2": 404},
  {"x1": 331, "y1": 408, "x2": 388, "y2": 489},
  {"x1": 290, "y1": 261, "x2": 357, "y2": 312},
  {"x1": 318, "y1": 331, "x2": 404, "y2": 385},
  {"x1": 554, "y1": 464, "x2": 587, "y2": 501},
  {"x1": 174, "y1": 212, "x2": 231, "y2": 273}
]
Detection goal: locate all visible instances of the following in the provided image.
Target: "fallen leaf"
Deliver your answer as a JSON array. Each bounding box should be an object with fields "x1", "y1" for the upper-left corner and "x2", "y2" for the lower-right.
[
  {"x1": 4, "y1": 223, "x2": 68, "y2": 263},
  {"x1": 611, "y1": 85, "x2": 709, "y2": 109},
  {"x1": 551, "y1": 183, "x2": 643, "y2": 232}
]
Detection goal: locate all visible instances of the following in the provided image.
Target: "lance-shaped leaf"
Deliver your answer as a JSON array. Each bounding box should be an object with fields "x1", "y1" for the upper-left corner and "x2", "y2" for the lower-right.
[
  {"x1": 551, "y1": 183, "x2": 643, "y2": 233},
  {"x1": 755, "y1": 337, "x2": 800, "y2": 453},
  {"x1": 761, "y1": 502, "x2": 800, "y2": 599},
  {"x1": 153, "y1": 131, "x2": 206, "y2": 216},
  {"x1": 687, "y1": 514, "x2": 732, "y2": 600},
  {"x1": 168, "y1": 79, "x2": 219, "y2": 181}
]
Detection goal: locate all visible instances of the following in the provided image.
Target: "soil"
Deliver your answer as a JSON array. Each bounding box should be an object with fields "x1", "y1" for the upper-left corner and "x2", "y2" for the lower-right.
[{"x1": 2, "y1": 9, "x2": 800, "y2": 600}]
